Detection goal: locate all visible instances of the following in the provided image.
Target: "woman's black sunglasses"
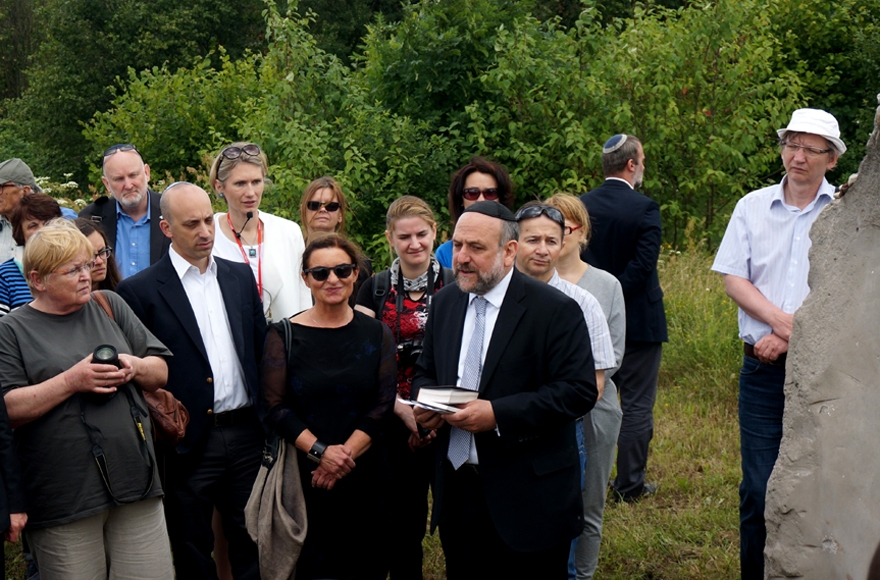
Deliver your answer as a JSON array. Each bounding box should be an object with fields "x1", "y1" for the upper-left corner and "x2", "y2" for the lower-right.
[
  {"x1": 219, "y1": 144, "x2": 261, "y2": 160},
  {"x1": 304, "y1": 263, "x2": 357, "y2": 282},
  {"x1": 307, "y1": 201, "x2": 341, "y2": 212}
]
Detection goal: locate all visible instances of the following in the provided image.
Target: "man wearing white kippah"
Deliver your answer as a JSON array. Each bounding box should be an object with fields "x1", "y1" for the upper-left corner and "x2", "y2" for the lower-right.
[{"x1": 712, "y1": 108, "x2": 846, "y2": 579}]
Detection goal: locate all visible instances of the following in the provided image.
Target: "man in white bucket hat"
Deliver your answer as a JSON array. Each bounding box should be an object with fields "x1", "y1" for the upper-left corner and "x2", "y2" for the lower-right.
[{"x1": 711, "y1": 108, "x2": 845, "y2": 579}]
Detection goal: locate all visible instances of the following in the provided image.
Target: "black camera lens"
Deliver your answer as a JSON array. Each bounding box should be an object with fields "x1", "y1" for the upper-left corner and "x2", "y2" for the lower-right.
[{"x1": 93, "y1": 344, "x2": 120, "y2": 368}]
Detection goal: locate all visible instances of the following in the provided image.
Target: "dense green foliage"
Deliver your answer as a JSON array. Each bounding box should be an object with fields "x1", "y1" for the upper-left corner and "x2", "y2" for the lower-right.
[{"x1": 2, "y1": 0, "x2": 879, "y2": 257}]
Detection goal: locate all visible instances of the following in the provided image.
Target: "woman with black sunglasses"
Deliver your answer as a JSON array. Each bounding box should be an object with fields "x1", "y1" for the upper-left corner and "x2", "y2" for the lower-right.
[
  {"x1": 434, "y1": 156, "x2": 516, "y2": 268},
  {"x1": 299, "y1": 176, "x2": 372, "y2": 306},
  {"x1": 210, "y1": 142, "x2": 311, "y2": 322},
  {"x1": 262, "y1": 233, "x2": 396, "y2": 580}
]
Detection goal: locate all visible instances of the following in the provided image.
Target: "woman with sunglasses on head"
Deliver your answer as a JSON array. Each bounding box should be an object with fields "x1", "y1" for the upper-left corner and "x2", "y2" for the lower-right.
[
  {"x1": 75, "y1": 219, "x2": 121, "y2": 292},
  {"x1": 354, "y1": 196, "x2": 452, "y2": 580},
  {"x1": 262, "y1": 233, "x2": 396, "y2": 580},
  {"x1": 434, "y1": 156, "x2": 516, "y2": 268},
  {"x1": 545, "y1": 193, "x2": 625, "y2": 580},
  {"x1": 210, "y1": 142, "x2": 311, "y2": 322},
  {"x1": 0, "y1": 194, "x2": 63, "y2": 317},
  {"x1": 300, "y1": 176, "x2": 372, "y2": 306}
]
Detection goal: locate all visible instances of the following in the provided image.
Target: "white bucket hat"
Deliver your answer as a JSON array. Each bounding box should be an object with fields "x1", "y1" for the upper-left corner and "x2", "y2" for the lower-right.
[{"x1": 777, "y1": 108, "x2": 846, "y2": 155}]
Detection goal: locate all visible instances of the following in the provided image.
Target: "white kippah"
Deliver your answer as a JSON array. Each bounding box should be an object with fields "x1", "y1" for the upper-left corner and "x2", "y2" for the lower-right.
[{"x1": 603, "y1": 134, "x2": 628, "y2": 154}]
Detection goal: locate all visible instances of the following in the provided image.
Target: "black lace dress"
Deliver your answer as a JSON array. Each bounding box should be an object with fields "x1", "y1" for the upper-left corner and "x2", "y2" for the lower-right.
[{"x1": 263, "y1": 311, "x2": 396, "y2": 580}]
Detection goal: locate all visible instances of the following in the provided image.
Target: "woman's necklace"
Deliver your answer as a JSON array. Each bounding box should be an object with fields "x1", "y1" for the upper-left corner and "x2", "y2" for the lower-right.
[{"x1": 308, "y1": 308, "x2": 351, "y2": 328}]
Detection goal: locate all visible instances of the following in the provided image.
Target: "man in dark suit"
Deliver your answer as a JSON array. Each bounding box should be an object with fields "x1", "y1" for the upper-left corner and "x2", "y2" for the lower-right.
[
  {"x1": 79, "y1": 144, "x2": 170, "y2": 279},
  {"x1": 579, "y1": 134, "x2": 668, "y2": 503},
  {"x1": 413, "y1": 201, "x2": 597, "y2": 580},
  {"x1": 117, "y1": 182, "x2": 266, "y2": 579}
]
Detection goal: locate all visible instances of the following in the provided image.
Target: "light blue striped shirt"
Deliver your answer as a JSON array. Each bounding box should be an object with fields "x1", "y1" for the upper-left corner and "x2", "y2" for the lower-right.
[
  {"x1": 549, "y1": 270, "x2": 616, "y2": 370},
  {"x1": 115, "y1": 197, "x2": 152, "y2": 279},
  {"x1": 712, "y1": 176, "x2": 834, "y2": 345}
]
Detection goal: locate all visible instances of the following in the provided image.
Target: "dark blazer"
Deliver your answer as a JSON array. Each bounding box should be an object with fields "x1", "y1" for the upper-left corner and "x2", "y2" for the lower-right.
[
  {"x1": 79, "y1": 190, "x2": 170, "y2": 268},
  {"x1": 0, "y1": 394, "x2": 24, "y2": 533},
  {"x1": 580, "y1": 179, "x2": 668, "y2": 343},
  {"x1": 117, "y1": 253, "x2": 267, "y2": 454},
  {"x1": 413, "y1": 268, "x2": 597, "y2": 552}
]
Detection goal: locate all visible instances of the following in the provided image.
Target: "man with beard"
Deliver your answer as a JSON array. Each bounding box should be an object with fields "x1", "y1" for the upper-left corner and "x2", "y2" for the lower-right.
[
  {"x1": 413, "y1": 201, "x2": 597, "y2": 580},
  {"x1": 579, "y1": 134, "x2": 668, "y2": 503},
  {"x1": 79, "y1": 144, "x2": 170, "y2": 278}
]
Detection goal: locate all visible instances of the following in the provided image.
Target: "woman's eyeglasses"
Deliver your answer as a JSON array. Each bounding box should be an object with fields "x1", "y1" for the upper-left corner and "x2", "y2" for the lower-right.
[
  {"x1": 304, "y1": 263, "x2": 357, "y2": 282},
  {"x1": 219, "y1": 144, "x2": 261, "y2": 160},
  {"x1": 307, "y1": 201, "x2": 341, "y2": 212},
  {"x1": 462, "y1": 187, "x2": 499, "y2": 201},
  {"x1": 564, "y1": 225, "x2": 583, "y2": 236},
  {"x1": 53, "y1": 260, "x2": 95, "y2": 277},
  {"x1": 94, "y1": 247, "x2": 113, "y2": 261}
]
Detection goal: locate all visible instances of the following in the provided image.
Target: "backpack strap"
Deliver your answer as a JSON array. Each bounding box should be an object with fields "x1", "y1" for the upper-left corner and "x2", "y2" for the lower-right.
[
  {"x1": 440, "y1": 266, "x2": 455, "y2": 286},
  {"x1": 372, "y1": 270, "x2": 392, "y2": 314}
]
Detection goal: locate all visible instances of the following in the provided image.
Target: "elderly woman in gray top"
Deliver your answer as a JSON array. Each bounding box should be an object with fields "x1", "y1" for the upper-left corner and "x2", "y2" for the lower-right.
[{"x1": 0, "y1": 219, "x2": 174, "y2": 580}]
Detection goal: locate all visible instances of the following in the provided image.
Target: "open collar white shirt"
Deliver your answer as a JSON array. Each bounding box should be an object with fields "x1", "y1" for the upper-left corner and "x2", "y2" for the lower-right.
[
  {"x1": 712, "y1": 176, "x2": 834, "y2": 345},
  {"x1": 169, "y1": 247, "x2": 250, "y2": 412}
]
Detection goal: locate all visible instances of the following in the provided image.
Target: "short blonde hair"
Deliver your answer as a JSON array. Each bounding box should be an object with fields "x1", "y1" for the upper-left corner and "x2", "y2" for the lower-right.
[
  {"x1": 300, "y1": 176, "x2": 348, "y2": 241},
  {"x1": 24, "y1": 218, "x2": 93, "y2": 293},
  {"x1": 545, "y1": 193, "x2": 592, "y2": 249},
  {"x1": 386, "y1": 195, "x2": 437, "y2": 231},
  {"x1": 209, "y1": 142, "x2": 269, "y2": 188}
]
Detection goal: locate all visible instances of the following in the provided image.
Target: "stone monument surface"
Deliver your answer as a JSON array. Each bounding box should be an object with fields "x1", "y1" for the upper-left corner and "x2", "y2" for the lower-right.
[{"x1": 765, "y1": 99, "x2": 880, "y2": 579}]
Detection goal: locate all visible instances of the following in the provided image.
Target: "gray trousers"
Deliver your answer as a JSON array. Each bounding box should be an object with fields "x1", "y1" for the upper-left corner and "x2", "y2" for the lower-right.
[{"x1": 575, "y1": 381, "x2": 623, "y2": 580}]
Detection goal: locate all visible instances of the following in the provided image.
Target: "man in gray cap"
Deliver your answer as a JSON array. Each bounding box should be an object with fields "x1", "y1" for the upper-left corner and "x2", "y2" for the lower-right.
[
  {"x1": 712, "y1": 108, "x2": 846, "y2": 579},
  {"x1": 0, "y1": 158, "x2": 45, "y2": 261}
]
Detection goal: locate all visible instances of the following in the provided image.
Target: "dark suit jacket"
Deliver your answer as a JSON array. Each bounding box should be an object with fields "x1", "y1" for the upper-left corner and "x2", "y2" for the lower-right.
[
  {"x1": 413, "y1": 268, "x2": 597, "y2": 552},
  {"x1": 580, "y1": 179, "x2": 668, "y2": 343},
  {"x1": 0, "y1": 394, "x2": 24, "y2": 533},
  {"x1": 79, "y1": 190, "x2": 170, "y2": 268},
  {"x1": 117, "y1": 253, "x2": 267, "y2": 454}
]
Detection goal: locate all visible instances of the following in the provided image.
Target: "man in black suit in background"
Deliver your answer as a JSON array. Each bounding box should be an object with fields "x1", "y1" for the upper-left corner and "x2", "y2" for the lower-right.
[
  {"x1": 580, "y1": 134, "x2": 668, "y2": 503},
  {"x1": 117, "y1": 182, "x2": 266, "y2": 579},
  {"x1": 413, "y1": 202, "x2": 597, "y2": 580}
]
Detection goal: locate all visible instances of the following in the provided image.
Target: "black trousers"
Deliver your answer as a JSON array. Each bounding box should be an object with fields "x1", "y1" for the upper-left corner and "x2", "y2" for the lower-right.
[
  {"x1": 388, "y1": 421, "x2": 433, "y2": 580},
  {"x1": 164, "y1": 411, "x2": 263, "y2": 580},
  {"x1": 438, "y1": 461, "x2": 570, "y2": 580},
  {"x1": 611, "y1": 341, "x2": 663, "y2": 499}
]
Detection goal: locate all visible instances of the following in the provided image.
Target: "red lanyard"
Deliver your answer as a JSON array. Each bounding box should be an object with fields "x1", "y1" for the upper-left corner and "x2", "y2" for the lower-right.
[{"x1": 227, "y1": 213, "x2": 263, "y2": 302}]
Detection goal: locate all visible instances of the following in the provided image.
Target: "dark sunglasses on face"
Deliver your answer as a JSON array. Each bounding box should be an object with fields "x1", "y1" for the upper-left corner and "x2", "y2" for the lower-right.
[
  {"x1": 462, "y1": 187, "x2": 500, "y2": 201},
  {"x1": 304, "y1": 263, "x2": 357, "y2": 282},
  {"x1": 307, "y1": 201, "x2": 341, "y2": 212},
  {"x1": 514, "y1": 205, "x2": 566, "y2": 229}
]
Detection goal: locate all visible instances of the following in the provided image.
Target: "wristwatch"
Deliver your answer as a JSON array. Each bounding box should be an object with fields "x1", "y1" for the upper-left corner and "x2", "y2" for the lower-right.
[{"x1": 307, "y1": 440, "x2": 327, "y2": 464}]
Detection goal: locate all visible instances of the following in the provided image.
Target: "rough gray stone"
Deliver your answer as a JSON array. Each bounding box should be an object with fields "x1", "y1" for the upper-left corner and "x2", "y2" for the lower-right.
[{"x1": 765, "y1": 98, "x2": 880, "y2": 579}]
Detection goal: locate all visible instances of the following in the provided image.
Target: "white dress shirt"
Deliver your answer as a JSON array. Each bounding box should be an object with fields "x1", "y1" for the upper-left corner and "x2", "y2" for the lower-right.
[
  {"x1": 455, "y1": 267, "x2": 514, "y2": 464},
  {"x1": 712, "y1": 176, "x2": 834, "y2": 345},
  {"x1": 169, "y1": 247, "x2": 250, "y2": 412}
]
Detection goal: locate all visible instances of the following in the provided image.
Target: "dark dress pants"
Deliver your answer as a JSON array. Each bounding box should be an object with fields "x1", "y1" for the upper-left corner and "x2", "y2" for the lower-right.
[
  {"x1": 738, "y1": 354, "x2": 785, "y2": 580},
  {"x1": 388, "y1": 421, "x2": 432, "y2": 580},
  {"x1": 611, "y1": 341, "x2": 662, "y2": 499},
  {"x1": 439, "y1": 461, "x2": 570, "y2": 580},
  {"x1": 164, "y1": 412, "x2": 263, "y2": 580}
]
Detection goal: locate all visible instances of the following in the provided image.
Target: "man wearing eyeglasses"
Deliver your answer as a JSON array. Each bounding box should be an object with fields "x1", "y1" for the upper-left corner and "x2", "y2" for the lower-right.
[
  {"x1": 712, "y1": 108, "x2": 846, "y2": 579},
  {"x1": 117, "y1": 182, "x2": 266, "y2": 579},
  {"x1": 79, "y1": 144, "x2": 170, "y2": 278},
  {"x1": 579, "y1": 134, "x2": 668, "y2": 506}
]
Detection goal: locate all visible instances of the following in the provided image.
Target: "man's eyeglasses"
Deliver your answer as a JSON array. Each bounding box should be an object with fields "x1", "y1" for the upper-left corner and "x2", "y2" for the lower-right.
[
  {"x1": 304, "y1": 263, "x2": 357, "y2": 282},
  {"x1": 53, "y1": 260, "x2": 95, "y2": 277},
  {"x1": 782, "y1": 142, "x2": 833, "y2": 158},
  {"x1": 307, "y1": 201, "x2": 341, "y2": 212},
  {"x1": 514, "y1": 205, "x2": 566, "y2": 229},
  {"x1": 564, "y1": 224, "x2": 583, "y2": 236},
  {"x1": 94, "y1": 247, "x2": 113, "y2": 261},
  {"x1": 462, "y1": 187, "x2": 500, "y2": 201}
]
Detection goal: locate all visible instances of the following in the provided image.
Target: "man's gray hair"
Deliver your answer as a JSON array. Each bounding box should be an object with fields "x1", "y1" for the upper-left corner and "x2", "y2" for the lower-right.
[
  {"x1": 602, "y1": 135, "x2": 642, "y2": 176},
  {"x1": 500, "y1": 220, "x2": 519, "y2": 247}
]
